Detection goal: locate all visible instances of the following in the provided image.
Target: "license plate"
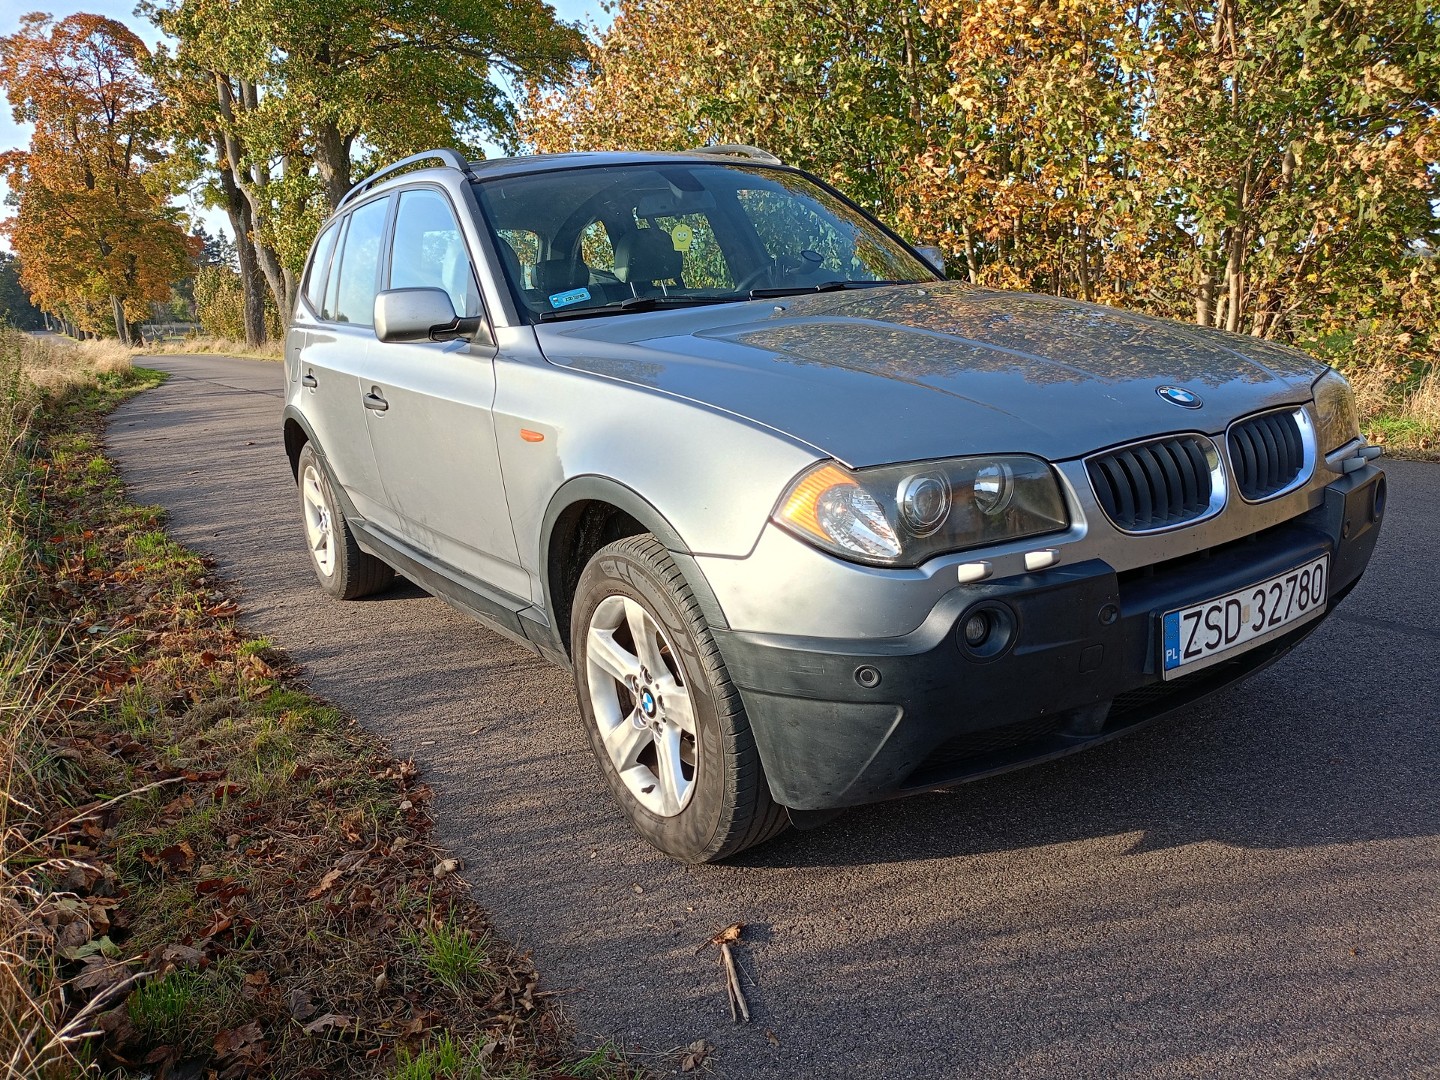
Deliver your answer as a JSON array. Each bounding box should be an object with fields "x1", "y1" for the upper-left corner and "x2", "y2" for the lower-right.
[{"x1": 1161, "y1": 554, "x2": 1329, "y2": 679}]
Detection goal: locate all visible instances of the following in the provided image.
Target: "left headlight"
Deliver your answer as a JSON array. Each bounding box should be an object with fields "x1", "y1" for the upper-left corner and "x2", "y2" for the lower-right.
[
  {"x1": 1313, "y1": 368, "x2": 1360, "y2": 454},
  {"x1": 774, "y1": 455, "x2": 1069, "y2": 568}
]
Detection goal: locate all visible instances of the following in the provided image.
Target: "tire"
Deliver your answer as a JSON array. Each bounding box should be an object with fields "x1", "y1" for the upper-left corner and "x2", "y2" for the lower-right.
[
  {"x1": 571, "y1": 534, "x2": 789, "y2": 862},
  {"x1": 295, "y1": 442, "x2": 394, "y2": 600}
]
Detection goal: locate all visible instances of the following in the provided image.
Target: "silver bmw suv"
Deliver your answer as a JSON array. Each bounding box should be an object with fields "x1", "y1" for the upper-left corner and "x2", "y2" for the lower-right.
[{"x1": 283, "y1": 146, "x2": 1386, "y2": 862}]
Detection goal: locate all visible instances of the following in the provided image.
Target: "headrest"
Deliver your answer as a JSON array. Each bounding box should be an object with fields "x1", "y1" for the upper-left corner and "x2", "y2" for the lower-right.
[
  {"x1": 535, "y1": 258, "x2": 591, "y2": 297},
  {"x1": 614, "y1": 229, "x2": 682, "y2": 285},
  {"x1": 496, "y1": 237, "x2": 526, "y2": 289}
]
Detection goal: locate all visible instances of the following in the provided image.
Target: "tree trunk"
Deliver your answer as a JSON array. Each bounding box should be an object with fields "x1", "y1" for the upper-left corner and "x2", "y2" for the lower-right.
[
  {"x1": 961, "y1": 223, "x2": 979, "y2": 283},
  {"x1": 214, "y1": 136, "x2": 267, "y2": 346},
  {"x1": 110, "y1": 294, "x2": 130, "y2": 346},
  {"x1": 314, "y1": 120, "x2": 354, "y2": 211},
  {"x1": 1193, "y1": 249, "x2": 1214, "y2": 326}
]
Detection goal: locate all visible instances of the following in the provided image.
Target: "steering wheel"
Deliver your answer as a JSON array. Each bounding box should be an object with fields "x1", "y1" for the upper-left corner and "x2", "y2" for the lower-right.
[
  {"x1": 734, "y1": 260, "x2": 777, "y2": 295},
  {"x1": 737, "y1": 250, "x2": 827, "y2": 295}
]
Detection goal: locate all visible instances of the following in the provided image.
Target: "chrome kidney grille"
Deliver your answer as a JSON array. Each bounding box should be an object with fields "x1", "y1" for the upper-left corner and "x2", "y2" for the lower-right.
[
  {"x1": 1086, "y1": 434, "x2": 1224, "y2": 533},
  {"x1": 1227, "y1": 408, "x2": 1311, "y2": 502}
]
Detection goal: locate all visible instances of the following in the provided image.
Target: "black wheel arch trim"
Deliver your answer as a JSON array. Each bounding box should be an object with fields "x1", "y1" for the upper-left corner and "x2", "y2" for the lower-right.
[
  {"x1": 282, "y1": 405, "x2": 318, "y2": 479},
  {"x1": 539, "y1": 475, "x2": 731, "y2": 659}
]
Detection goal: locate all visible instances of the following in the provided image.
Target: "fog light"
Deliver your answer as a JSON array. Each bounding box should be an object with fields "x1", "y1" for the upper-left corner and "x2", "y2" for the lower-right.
[
  {"x1": 956, "y1": 601, "x2": 1018, "y2": 661},
  {"x1": 962, "y1": 612, "x2": 991, "y2": 647}
]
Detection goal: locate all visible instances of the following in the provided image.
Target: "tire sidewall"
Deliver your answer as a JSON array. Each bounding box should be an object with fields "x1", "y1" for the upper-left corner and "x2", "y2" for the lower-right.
[
  {"x1": 572, "y1": 543, "x2": 730, "y2": 861},
  {"x1": 296, "y1": 443, "x2": 347, "y2": 595}
]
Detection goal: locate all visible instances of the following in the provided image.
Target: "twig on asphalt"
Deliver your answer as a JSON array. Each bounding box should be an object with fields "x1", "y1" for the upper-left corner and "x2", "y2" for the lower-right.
[{"x1": 700, "y1": 923, "x2": 751, "y2": 1024}]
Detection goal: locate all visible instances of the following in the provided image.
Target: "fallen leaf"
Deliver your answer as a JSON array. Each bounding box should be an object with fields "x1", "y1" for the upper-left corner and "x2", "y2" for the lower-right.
[
  {"x1": 306, "y1": 867, "x2": 344, "y2": 900},
  {"x1": 698, "y1": 922, "x2": 744, "y2": 952},
  {"x1": 214, "y1": 1020, "x2": 268, "y2": 1071},
  {"x1": 764, "y1": 1027, "x2": 780, "y2": 1046},
  {"x1": 679, "y1": 1038, "x2": 712, "y2": 1072},
  {"x1": 288, "y1": 988, "x2": 317, "y2": 1022},
  {"x1": 302, "y1": 1012, "x2": 355, "y2": 1037},
  {"x1": 72, "y1": 957, "x2": 133, "y2": 995},
  {"x1": 143, "y1": 841, "x2": 196, "y2": 874},
  {"x1": 157, "y1": 943, "x2": 205, "y2": 970},
  {"x1": 433, "y1": 858, "x2": 459, "y2": 880}
]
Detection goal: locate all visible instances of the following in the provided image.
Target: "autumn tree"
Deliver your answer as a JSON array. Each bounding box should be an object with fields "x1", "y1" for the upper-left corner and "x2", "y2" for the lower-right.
[
  {"x1": 0, "y1": 14, "x2": 197, "y2": 344},
  {"x1": 524, "y1": 0, "x2": 1439, "y2": 374},
  {"x1": 145, "y1": 0, "x2": 586, "y2": 326}
]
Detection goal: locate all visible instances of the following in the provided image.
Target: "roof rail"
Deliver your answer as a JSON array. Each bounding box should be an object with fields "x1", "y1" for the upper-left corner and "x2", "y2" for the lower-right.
[
  {"x1": 686, "y1": 144, "x2": 783, "y2": 166},
  {"x1": 338, "y1": 148, "x2": 471, "y2": 209}
]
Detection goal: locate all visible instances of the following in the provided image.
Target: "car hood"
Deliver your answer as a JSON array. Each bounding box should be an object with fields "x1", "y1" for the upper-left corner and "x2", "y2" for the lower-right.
[{"x1": 534, "y1": 283, "x2": 1325, "y2": 467}]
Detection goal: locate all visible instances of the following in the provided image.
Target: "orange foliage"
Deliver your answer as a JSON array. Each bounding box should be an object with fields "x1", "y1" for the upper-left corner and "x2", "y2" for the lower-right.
[{"x1": 0, "y1": 14, "x2": 197, "y2": 341}]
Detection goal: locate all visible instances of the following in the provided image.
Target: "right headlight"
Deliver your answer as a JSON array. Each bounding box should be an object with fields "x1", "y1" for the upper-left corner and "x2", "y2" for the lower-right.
[
  {"x1": 1313, "y1": 368, "x2": 1360, "y2": 453},
  {"x1": 774, "y1": 455, "x2": 1069, "y2": 568}
]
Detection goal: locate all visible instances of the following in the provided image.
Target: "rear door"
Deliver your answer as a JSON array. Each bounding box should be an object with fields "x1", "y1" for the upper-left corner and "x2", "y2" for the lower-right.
[
  {"x1": 359, "y1": 185, "x2": 527, "y2": 601},
  {"x1": 294, "y1": 197, "x2": 393, "y2": 523}
]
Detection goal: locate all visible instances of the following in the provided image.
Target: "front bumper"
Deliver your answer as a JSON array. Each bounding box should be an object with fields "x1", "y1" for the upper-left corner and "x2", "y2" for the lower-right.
[{"x1": 713, "y1": 465, "x2": 1386, "y2": 811}]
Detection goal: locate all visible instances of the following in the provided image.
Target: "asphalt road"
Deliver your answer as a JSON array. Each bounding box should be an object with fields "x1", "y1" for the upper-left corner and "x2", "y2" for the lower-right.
[{"x1": 107, "y1": 354, "x2": 1440, "y2": 1079}]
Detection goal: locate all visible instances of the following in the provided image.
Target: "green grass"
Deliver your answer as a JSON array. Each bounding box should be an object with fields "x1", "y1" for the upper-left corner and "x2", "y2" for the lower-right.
[
  {"x1": 391, "y1": 1033, "x2": 494, "y2": 1080},
  {"x1": 126, "y1": 965, "x2": 248, "y2": 1051},
  {"x1": 408, "y1": 915, "x2": 498, "y2": 996}
]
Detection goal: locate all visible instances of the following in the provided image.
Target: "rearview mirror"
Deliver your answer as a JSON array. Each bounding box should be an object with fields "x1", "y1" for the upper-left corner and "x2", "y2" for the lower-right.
[
  {"x1": 915, "y1": 246, "x2": 946, "y2": 276},
  {"x1": 373, "y1": 288, "x2": 481, "y2": 343}
]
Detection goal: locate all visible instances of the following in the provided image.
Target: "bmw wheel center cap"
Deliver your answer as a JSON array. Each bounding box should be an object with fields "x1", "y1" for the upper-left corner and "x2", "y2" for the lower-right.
[
  {"x1": 640, "y1": 688, "x2": 657, "y2": 716},
  {"x1": 1157, "y1": 385, "x2": 1202, "y2": 409}
]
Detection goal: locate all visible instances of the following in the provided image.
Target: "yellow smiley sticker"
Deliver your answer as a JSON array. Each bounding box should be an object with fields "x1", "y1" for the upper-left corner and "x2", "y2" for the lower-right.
[{"x1": 670, "y1": 223, "x2": 694, "y2": 252}]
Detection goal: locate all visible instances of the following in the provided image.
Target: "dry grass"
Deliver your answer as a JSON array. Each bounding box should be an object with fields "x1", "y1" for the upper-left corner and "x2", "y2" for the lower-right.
[
  {"x1": 138, "y1": 336, "x2": 282, "y2": 361},
  {"x1": 0, "y1": 326, "x2": 644, "y2": 1078},
  {"x1": 0, "y1": 327, "x2": 139, "y2": 1076},
  {"x1": 1358, "y1": 361, "x2": 1440, "y2": 459},
  {"x1": 6, "y1": 335, "x2": 133, "y2": 395}
]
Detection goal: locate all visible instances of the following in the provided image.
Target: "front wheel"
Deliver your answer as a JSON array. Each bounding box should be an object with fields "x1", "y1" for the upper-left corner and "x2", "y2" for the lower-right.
[{"x1": 571, "y1": 534, "x2": 788, "y2": 862}]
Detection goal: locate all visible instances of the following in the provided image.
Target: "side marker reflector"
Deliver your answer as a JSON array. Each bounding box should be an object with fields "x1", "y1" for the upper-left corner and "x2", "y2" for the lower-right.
[{"x1": 520, "y1": 429, "x2": 545, "y2": 443}]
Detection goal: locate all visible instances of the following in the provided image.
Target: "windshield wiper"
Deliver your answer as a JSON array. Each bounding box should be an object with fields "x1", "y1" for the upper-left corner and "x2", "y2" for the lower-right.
[
  {"x1": 537, "y1": 295, "x2": 744, "y2": 322},
  {"x1": 748, "y1": 279, "x2": 907, "y2": 299}
]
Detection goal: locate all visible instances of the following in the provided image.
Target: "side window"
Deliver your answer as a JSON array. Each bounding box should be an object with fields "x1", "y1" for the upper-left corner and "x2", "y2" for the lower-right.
[
  {"x1": 579, "y1": 219, "x2": 615, "y2": 274},
  {"x1": 323, "y1": 216, "x2": 347, "y2": 321},
  {"x1": 496, "y1": 229, "x2": 540, "y2": 290},
  {"x1": 388, "y1": 188, "x2": 481, "y2": 318},
  {"x1": 332, "y1": 196, "x2": 391, "y2": 325},
  {"x1": 303, "y1": 220, "x2": 340, "y2": 315}
]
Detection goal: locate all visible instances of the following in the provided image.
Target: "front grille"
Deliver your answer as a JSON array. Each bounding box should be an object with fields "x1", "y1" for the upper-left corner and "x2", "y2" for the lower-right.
[
  {"x1": 1086, "y1": 435, "x2": 1215, "y2": 532},
  {"x1": 1228, "y1": 410, "x2": 1306, "y2": 501}
]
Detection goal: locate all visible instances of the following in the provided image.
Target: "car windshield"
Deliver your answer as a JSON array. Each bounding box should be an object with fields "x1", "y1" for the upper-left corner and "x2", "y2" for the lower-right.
[{"x1": 473, "y1": 161, "x2": 934, "y2": 321}]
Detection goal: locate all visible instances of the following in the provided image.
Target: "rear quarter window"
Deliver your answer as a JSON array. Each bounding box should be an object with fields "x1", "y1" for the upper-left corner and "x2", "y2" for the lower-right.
[{"x1": 303, "y1": 220, "x2": 340, "y2": 316}]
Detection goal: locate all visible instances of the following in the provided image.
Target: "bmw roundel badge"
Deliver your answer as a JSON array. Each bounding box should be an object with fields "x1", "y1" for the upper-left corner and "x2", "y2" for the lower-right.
[{"x1": 1157, "y1": 385, "x2": 1202, "y2": 409}]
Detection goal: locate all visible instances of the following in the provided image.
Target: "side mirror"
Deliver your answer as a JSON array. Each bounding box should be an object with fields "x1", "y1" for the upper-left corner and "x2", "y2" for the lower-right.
[
  {"x1": 374, "y1": 287, "x2": 482, "y2": 343},
  {"x1": 915, "y1": 245, "x2": 946, "y2": 276}
]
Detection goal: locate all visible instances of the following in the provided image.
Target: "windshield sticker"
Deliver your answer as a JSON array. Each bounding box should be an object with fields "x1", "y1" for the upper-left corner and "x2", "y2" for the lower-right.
[{"x1": 549, "y1": 287, "x2": 591, "y2": 309}]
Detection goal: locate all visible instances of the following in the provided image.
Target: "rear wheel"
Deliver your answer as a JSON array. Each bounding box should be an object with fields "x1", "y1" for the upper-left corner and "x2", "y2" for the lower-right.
[
  {"x1": 571, "y1": 534, "x2": 788, "y2": 862},
  {"x1": 296, "y1": 442, "x2": 394, "y2": 599}
]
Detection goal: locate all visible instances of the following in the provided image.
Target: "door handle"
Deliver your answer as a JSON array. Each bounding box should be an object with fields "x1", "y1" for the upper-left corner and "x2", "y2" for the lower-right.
[
  {"x1": 363, "y1": 389, "x2": 389, "y2": 413},
  {"x1": 301, "y1": 372, "x2": 318, "y2": 388}
]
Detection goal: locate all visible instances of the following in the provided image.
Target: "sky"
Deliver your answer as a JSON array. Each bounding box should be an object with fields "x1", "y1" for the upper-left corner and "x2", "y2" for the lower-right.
[{"x1": 0, "y1": 0, "x2": 609, "y2": 250}]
